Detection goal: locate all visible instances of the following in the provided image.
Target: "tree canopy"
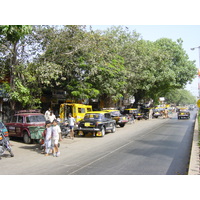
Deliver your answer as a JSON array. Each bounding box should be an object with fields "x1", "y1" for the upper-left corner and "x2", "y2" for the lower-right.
[{"x1": 0, "y1": 25, "x2": 197, "y2": 109}]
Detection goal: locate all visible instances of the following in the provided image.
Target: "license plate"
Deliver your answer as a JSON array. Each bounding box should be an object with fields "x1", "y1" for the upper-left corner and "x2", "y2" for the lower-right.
[
  {"x1": 85, "y1": 123, "x2": 90, "y2": 127},
  {"x1": 181, "y1": 113, "x2": 184, "y2": 115}
]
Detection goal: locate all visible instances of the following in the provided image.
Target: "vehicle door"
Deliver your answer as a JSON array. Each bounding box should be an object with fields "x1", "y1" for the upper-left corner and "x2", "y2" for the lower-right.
[
  {"x1": 76, "y1": 107, "x2": 86, "y2": 122},
  {"x1": 7, "y1": 115, "x2": 18, "y2": 136},
  {"x1": 104, "y1": 113, "x2": 113, "y2": 130},
  {"x1": 15, "y1": 115, "x2": 24, "y2": 137}
]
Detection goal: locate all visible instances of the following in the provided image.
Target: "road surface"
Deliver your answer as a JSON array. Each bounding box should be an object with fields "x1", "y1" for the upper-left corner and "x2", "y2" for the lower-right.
[{"x1": 0, "y1": 111, "x2": 196, "y2": 175}]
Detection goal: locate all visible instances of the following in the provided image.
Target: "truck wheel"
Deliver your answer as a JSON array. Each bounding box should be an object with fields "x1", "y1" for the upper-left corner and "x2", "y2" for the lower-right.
[
  {"x1": 23, "y1": 132, "x2": 32, "y2": 144},
  {"x1": 101, "y1": 127, "x2": 105, "y2": 137}
]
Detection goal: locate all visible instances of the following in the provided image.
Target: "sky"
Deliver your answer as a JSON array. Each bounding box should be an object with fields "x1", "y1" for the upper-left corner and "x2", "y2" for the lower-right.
[{"x1": 91, "y1": 25, "x2": 200, "y2": 97}]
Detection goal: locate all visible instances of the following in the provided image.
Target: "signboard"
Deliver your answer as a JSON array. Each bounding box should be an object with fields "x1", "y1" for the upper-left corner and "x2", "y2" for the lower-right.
[{"x1": 197, "y1": 99, "x2": 200, "y2": 108}]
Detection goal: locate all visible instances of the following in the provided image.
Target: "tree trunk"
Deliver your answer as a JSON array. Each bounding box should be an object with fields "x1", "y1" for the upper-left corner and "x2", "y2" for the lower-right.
[
  {"x1": 99, "y1": 94, "x2": 115, "y2": 109},
  {"x1": 9, "y1": 42, "x2": 18, "y2": 112}
]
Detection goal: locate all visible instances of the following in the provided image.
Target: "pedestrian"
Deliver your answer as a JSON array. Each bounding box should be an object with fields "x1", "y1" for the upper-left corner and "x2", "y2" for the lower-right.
[
  {"x1": 163, "y1": 108, "x2": 169, "y2": 119},
  {"x1": 48, "y1": 111, "x2": 56, "y2": 123},
  {"x1": 149, "y1": 108, "x2": 153, "y2": 120},
  {"x1": 45, "y1": 108, "x2": 51, "y2": 121},
  {"x1": 44, "y1": 120, "x2": 52, "y2": 156},
  {"x1": 51, "y1": 119, "x2": 61, "y2": 157},
  {"x1": 68, "y1": 113, "x2": 76, "y2": 140}
]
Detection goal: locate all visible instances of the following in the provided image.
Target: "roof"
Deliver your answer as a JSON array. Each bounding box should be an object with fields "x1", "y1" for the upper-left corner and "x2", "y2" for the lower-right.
[
  {"x1": 86, "y1": 111, "x2": 108, "y2": 114},
  {"x1": 103, "y1": 110, "x2": 120, "y2": 112}
]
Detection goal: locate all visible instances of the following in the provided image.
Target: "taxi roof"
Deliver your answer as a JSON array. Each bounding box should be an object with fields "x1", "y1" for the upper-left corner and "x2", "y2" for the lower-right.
[{"x1": 103, "y1": 110, "x2": 120, "y2": 112}]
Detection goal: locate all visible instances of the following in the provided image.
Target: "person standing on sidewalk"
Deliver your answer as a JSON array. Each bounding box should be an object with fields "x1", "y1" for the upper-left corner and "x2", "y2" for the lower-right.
[
  {"x1": 52, "y1": 120, "x2": 61, "y2": 157},
  {"x1": 48, "y1": 111, "x2": 56, "y2": 123},
  {"x1": 45, "y1": 108, "x2": 51, "y2": 121},
  {"x1": 68, "y1": 113, "x2": 76, "y2": 140},
  {"x1": 44, "y1": 120, "x2": 52, "y2": 156},
  {"x1": 149, "y1": 108, "x2": 153, "y2": 120}
]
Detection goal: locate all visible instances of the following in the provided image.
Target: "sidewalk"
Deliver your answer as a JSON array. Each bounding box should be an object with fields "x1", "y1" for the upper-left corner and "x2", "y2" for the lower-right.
[{"x1": 188, "y1": 115, "x2": 200, "y2": 175}]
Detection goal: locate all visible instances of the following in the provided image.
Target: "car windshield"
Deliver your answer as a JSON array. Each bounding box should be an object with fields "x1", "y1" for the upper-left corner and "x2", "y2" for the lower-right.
[
  {"x1": 26, "y1": 115, "x2": 46, "y2": 123},
  {"x1": 110, "y1": 111, "x2": 120, "y2": 116},
  {"x1": 0, "y1": 122, "x2": 5, "y2": 129},
  {"x1": 180, "y1": 110, "x2": 188, "y2": 112},
  {"x1": 84, "y1": 113, "x2": 102, "y2": 120}
]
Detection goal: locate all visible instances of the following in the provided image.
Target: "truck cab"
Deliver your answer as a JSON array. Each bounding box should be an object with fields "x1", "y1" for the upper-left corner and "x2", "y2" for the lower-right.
[{"x1": 59, "y1": 103, "x2": 92, "y2": 123}]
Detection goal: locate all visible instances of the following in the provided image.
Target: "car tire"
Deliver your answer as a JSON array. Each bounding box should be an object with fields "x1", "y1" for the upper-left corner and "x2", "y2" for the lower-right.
[
  {"x1": 23, "y1": 132, "x2": 32, "y2": 144},
  {"x1": 119, "y1": 124, "x2": 125, "y2": 127}
]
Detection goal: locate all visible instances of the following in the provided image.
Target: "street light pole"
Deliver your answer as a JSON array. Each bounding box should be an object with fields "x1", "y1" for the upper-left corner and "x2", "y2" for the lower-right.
[{"x1": 191, "y1": 46, "x2": 200, "y2": 98}]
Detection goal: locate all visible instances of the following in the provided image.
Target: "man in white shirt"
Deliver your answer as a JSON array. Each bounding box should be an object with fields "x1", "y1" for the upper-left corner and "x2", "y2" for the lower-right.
[
  {"x1": 44, "y1": 108, "x2": 51, "y2": 121},
  {"x1": 68, "y1": 114, "x2": 76, "y2": 140},
  {"x1": 48, "y1": 111, "x2": 56, "y2": 123},
  {"x1": 52, "y1": 120, "x2": 61, "y2": 157}
]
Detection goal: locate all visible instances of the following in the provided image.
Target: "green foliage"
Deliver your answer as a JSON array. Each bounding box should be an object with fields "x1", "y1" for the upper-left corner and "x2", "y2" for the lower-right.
[
  {"x1": 0, "y1": 25, "x2": 32, "y2": 43},
  {"x1": 165, "y1": 89, "x2": 196, "y2": 105},
  {"x1": 0, "y1": 25, "x2": 197, "y2": 109}
]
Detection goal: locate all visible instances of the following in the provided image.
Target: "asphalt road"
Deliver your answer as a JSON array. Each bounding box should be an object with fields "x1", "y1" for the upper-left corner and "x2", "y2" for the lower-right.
[{"x1": 0, "y1": 110, "x2": 196, "y2": 175}]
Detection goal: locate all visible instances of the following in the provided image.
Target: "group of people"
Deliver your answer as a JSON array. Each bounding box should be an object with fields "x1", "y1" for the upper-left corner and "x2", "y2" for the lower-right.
[{"x1": 43, "y1": 108, "x2": 76, "y2": 157}]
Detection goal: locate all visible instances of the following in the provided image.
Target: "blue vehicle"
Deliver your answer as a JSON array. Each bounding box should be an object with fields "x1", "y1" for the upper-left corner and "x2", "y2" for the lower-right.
[
  {"x1": 0, "y1": 121, "x2": 8, "y2": 137},
  {"x1": 0, "y1": 121, "x2": 14, "y2": 157}
]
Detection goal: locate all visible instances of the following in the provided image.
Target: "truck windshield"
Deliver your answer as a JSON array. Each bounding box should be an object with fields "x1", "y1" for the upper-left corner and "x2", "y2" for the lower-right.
[{"x1": 26, "y1": 115, "x2": 46, "y2": 123}]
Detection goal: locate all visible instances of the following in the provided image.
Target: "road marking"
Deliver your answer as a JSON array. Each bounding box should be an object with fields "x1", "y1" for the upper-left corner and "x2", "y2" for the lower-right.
[
  {"x1": 68, "y1": 140, "x2": 134, "y2": 175},
  {"x1": 68, "y1": 120, "x2": 170, "y2": 175}
]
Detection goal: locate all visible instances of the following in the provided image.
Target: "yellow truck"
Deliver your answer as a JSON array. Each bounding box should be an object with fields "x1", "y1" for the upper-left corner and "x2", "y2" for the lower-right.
[{"x1": 59, "y1": 103, "x2": 92, "y2": 122}]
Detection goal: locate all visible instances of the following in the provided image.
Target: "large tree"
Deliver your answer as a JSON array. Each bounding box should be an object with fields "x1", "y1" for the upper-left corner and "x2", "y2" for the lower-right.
[{"x1": 165, "y1": 89, "x2": 196, "y2": 105}]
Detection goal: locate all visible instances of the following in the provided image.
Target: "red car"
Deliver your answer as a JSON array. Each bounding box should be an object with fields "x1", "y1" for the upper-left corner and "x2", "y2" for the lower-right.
[{"x1": 5, "y1": 110, "x2": 46, "y2": 144}]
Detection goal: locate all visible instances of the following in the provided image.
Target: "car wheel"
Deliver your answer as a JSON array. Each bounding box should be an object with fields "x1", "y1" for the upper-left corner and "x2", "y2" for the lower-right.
[
  {"x1": 111, "y1": 124, "x2": 116, "y2": 133},
  {"x1": 101, "y1": 127, "x2": 105, "y2": 137},
  {"x1": 119, "y1": 124, "x2": 125, "y2": 127},
  {"x1": 23, "y1": 132, "x2": 32, "y2": 144}
]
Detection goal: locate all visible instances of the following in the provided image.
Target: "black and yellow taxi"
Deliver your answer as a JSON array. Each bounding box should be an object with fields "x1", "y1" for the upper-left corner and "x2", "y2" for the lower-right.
[
  {"x1": 76, "y1": 111, "x2": 116, "y2": 137},
  {"x1": 103, "y1": 110, "x2": 128, "y2": 127},
  {"x1": 177, "y1": 107, "x2": 190, "y2": 119}
]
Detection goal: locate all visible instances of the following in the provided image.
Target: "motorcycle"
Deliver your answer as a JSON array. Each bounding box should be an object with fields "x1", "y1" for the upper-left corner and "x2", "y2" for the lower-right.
[
  {"x1": 0, "y1": 130, "x2": 14, "y2": 157},
  {"x1": 60, "y1": 122, "x2": 70, "y2": 139}
]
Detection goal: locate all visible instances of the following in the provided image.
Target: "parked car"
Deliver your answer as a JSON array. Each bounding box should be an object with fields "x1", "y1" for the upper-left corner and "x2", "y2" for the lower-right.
[
  {"x1": 5, "y1": 110, "x2": 46, "y2": 144},
  {"x1": 152, "y1": 109, "x2": 162, "y2": 118},
  {"x1": 123, "y1": 108, "x2": 138, "y2": 118},
  {"x1": 76, "y1": 111, "x2": 116, "y2": 137},
  {"x1": 177, "y1": 108, "x2": 190, "y2": 119},
  {"x1": 103, "y1": 110, "x2": 128, "y2": 127}
]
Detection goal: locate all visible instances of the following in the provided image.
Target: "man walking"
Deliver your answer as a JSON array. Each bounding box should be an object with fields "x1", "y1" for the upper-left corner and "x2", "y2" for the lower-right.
[{"x1": 68, "y1": 114, "x2": 76, "y2": 140}]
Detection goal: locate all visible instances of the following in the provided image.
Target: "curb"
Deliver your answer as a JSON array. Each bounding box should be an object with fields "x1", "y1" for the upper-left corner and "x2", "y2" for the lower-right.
[{"x1": 188, "y1": 115, "x2": 200, "y2": 175}]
